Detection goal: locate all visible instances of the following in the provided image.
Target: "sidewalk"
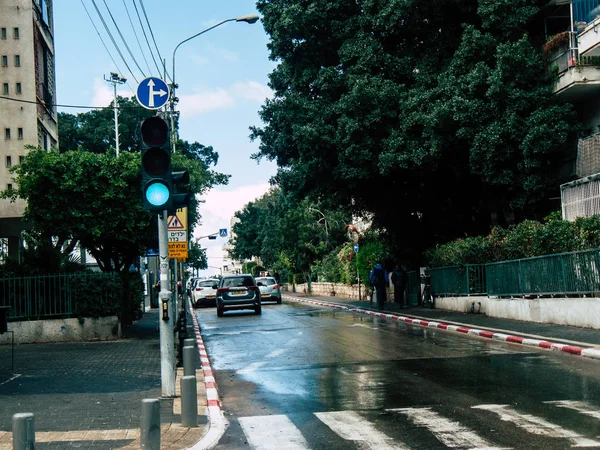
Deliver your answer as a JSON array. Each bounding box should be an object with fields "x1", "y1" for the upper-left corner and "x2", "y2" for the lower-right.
[
  {"x1": 0, "y1": 308, "x2": 209, "y2": 450},
  {"x1": 283, "y1": 292, "x2": 600, "y2": 352}
]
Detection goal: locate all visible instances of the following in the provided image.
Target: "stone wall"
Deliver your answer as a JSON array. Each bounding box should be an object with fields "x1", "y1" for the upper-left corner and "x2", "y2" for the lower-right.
[{"x1": 0, "y1": 316, "x2": 122, "y2": 344}]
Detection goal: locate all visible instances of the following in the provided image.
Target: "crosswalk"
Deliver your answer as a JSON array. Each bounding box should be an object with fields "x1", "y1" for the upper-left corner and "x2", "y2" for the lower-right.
[{"x1": 236, "y1": 400, "x2": 600, "y2": 449}]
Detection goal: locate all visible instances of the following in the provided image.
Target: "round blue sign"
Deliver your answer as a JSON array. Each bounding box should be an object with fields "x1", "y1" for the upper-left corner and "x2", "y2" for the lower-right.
[{"x1": 136, "y1": 77, "x2": 170, "y2": 110}]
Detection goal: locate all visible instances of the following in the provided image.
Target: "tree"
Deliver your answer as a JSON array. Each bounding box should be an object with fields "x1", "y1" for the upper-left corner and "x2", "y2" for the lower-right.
[{"x1": 252, "y1": 0, "x2": 579, "y2": 262}]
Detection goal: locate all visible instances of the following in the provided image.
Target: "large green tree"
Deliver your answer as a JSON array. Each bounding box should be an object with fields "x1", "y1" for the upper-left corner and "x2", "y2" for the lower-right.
[
  {"x1": 252, "y1": 0, "x2": 579, "y2": 262},
  {"x1": 230, "y1": 187, "x2": 350, "y2": 276}
]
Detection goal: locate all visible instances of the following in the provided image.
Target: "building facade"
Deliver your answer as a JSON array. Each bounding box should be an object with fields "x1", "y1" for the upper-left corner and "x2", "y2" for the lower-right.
[{"x1": 0, "y1": 0, "x2": 58, "y2": 257}]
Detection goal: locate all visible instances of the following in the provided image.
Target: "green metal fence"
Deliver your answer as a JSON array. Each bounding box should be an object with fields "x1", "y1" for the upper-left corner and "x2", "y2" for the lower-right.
[
  {"x1": 406, "y1": 271, "x2": 420, "y2": 305},
  {"x1": 426, "y1": 265, "x2": 486, "y2": 296},
  {"x1": 0, "y1": 272, "x2": 118, "y2": 320},
  {"x1": 486, "y1": 248, "x2": 600, "y2": 297}
]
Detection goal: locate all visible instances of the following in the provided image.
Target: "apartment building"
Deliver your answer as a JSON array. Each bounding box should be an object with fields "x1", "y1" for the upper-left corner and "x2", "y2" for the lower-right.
[{"x1": 0, "y1": 0, "x2": 58, "y2": 257}]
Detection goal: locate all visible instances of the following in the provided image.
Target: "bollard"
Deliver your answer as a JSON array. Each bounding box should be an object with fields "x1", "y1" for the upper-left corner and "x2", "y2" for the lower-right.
[
  {"x1": 183, "y1": 345, "x2": 196, "y2": 377},
  {"x1": 12, "y1": 412, "x2": 35, "y2": 450},
  {"x1": 140, "y1": 398, "x2": 161, "y2": 450},
  {"x1": 183, "y1": 338, "x2": 195, "y2": 348},
  {"x1": 181, "y1": 375, "x2": 198, "y2": 427}
]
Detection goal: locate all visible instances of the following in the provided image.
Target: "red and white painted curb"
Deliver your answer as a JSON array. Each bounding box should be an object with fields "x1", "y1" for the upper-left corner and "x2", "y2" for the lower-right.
[
  {"x1": 283, "y1": 295, "x2": 600, "y2": 362},
  {"x1": 188, "y1": 300, "x2": 227, "y2": 450}
]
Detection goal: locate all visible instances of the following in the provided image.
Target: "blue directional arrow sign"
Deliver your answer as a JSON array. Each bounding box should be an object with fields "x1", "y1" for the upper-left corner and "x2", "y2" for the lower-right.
[
  {"x1": 353, "y1": 243, "x2": 359, "y2": 253},
  {"x1": 136, "y1": 77, "x2": 170, "y2": 110},
  {"x1": 219, "y1": 228, "x2": 228, "y2": 237}
]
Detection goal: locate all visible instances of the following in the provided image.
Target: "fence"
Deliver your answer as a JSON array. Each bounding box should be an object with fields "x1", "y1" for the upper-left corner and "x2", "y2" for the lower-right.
[
  {"x1": 0, "y1": 272, "x2": 118, "y2": 320},
  {"x1": 486, "y1": 249, "x2": 600, "y2": 297},
  {"x1": 426, "y1": 265, "x2": 486, "y2": 297}
]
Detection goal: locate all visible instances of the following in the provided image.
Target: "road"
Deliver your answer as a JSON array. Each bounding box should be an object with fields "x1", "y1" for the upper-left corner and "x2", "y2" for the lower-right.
[{"x1": 195, "y1": 299, "x2": 600, "y2": 449}]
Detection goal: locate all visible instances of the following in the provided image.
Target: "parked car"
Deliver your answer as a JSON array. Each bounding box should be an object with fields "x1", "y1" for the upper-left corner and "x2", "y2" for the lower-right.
[
  {"x1": 192, "y1": 278, "x2": 220, "y2": 307},
  {"x1": 255, "y1": 276, "x2": 282, "y2": 304},
  {"x1": 216, "y1": 274, "x2": 261, "y2": 317}
]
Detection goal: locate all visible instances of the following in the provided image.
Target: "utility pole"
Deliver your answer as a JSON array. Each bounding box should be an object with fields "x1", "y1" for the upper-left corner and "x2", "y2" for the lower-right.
[{"x1": 104, "y1": 73, "x2": 127, "y2": 156}]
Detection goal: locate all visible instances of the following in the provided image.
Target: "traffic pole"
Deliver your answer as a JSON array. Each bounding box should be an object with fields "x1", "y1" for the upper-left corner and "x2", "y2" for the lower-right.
[{"x1": 159, "y1": 211, "x2": 176, "y2": 397}]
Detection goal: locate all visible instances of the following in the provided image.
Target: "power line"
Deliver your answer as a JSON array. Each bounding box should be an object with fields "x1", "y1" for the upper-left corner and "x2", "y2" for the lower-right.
[
  {"x1": 0, "y1": 94, "x2": 152, "y2": 111},
  {"x1": 80, "y1": 0, "x2": 135, "y2": 94},
  {"x1": 132, "y1": 0, "x2": 163, "y2": 76},
  {"x1": 101, "y1": 0, "x2": 146, "y2": 78},
  {"x1": 122, "y1": 0, "x2": 153, "y2": 76},
  {"x1": 90, "y1": 0, "x2": 139, "y2": 84},
  {"x1": 138, "y1": 0, "x2": 171, "y2": 81}
]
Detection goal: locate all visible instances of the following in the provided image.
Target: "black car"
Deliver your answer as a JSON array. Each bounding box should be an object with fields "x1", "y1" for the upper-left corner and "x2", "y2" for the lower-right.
[{"x1": 216, "y1": 274, "x2": 262, "y2": 317}]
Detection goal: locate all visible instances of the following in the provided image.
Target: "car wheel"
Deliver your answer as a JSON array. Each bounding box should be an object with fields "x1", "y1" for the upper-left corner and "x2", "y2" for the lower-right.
[
  {"x1": 217, "y1": 307, "x2": 224, "y2": 317},
  {"x1": 255, "y1": 303, "x2": 262, "y2": 315},
  {"x1": 277, "y1": 298, "x2": 282, "y2": 304}
]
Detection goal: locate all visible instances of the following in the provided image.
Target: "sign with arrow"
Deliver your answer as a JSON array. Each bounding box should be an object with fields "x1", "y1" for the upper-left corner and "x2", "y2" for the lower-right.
[{"x1": 136, "y1": 77, "x2": 170, "y2": 110}]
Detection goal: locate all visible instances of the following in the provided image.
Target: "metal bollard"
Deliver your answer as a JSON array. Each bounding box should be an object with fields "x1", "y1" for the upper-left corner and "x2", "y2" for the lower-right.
[
  {"x1": 12, "y1": 413, "x2": 34, "y2": 450},
  {"x1": 183, "y1": 345, "x2": 196, "y2": 377},
  {"x1": 183, "y1": 338, "x2": 195, "y2": 348},
  {"x1": 140, "y1": 398, "x2": 161, "y2": 450},
  {"x1": 180, "y1": 375, "x2": 198, "y2": 427}
]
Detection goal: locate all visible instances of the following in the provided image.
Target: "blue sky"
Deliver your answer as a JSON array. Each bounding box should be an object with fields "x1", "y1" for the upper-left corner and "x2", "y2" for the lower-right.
[{"x1": 53, "y1": 1, "x2": 278, "y2": 275}]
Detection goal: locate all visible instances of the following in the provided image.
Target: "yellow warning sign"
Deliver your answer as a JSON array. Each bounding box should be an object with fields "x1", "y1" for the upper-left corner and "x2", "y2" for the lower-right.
[
  {"x1": 167, "y1": 207, "x2": 188, "y2": 230},
  {"x1": 168, "y1": 242, "x2": 188, "y2": 259}
]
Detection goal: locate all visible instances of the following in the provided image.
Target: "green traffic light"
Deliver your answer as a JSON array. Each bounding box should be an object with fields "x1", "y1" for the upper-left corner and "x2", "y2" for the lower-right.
[{"x1": 145, "y1": 181, "x2": 170, "y2": 207}]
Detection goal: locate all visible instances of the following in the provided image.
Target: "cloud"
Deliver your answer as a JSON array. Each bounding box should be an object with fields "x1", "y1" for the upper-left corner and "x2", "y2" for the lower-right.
[
  {"x1": 193, "y1": 183, "x2": 273, "y2": 276},
  {"x1": 91, "y1": 78, "x2": 132, "y2": 108},
  {"x1": 178, "y1": 81, "x2": 272, "y2": 116}
]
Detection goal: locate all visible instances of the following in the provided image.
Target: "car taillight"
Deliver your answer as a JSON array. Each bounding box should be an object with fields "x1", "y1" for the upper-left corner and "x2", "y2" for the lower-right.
[
  {"x1": 217, "y1": 287, "x2": 229, "y2": 295},
  {"x1": 195, "y1": 287, "x2": 203, "y2": 291},
  {"x1": 273, "y1": 285, "x2": 279, "y2": 290}
]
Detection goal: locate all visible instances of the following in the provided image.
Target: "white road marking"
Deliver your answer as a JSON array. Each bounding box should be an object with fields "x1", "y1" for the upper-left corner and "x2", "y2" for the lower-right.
[
  {"x1": 544, "y1": 400, "x2": 600, "y2": 420},
  {"x1": 473, "y1": 404, "x2": 600, "y2": 447},
  {"x1": 0, "y1": 373, "x2": 20, "y2": 386},
  {"x1": 238, "y1": 415, "x2": 310, "y2": 449},
  {"x1": 389, "y1": 407, "x2": 506, "y2": 449},
  {"x1": 315, "y1": 410, "x2": 409, "y2": 449}
]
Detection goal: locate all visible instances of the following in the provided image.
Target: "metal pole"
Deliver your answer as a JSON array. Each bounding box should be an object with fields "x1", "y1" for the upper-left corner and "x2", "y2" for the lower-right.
[
  {"x1": 158, "y1": 212, "x2": 176, "y2": 397},
  {"x1": 180, "y1": 375, "x2": 198, "y2": 427},
  {"x1": 12, "y1": 412, "x2": 35, "y2": 450},
  {"x1": 113, "y1": 81, "x2": 119, "y2": 157},
  {"x1": 183, "y1": 345, "x2": 195, "y2": 377},
  {"x1": 140, "y1": 398, "x2": 161, "y2": 450}
]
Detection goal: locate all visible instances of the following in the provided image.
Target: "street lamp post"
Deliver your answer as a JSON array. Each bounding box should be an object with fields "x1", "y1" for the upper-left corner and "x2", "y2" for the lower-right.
[{"x1": 168, "y1": 14, "x2": 260, "y2": 152}]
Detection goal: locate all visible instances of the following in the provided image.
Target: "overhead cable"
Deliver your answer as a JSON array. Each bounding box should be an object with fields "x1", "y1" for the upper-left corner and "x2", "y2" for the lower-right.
[
  {"x1": 139, "y1": 0, "x2": 172, "y2": 82},
  {"x1": 122, "y1": 0, "x2": 153, "y2": 75},
  {"x1": 132, "y1": 0, "x2": 163, "y2": 76},
  {"x1": 101, "y1": 0, "x2": 146, "y2": 78},
  {"x1": 80, "y1": 0, "x2": 135, "y2": 94},
  {"x1": 90, "y1": 0, "x2": 139, "y2": 84}
]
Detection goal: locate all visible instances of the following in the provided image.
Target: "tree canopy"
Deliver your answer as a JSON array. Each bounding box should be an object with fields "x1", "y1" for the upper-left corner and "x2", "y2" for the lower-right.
[{"x1": 252, "y1": 0, "x2": 580, "y2": 262}]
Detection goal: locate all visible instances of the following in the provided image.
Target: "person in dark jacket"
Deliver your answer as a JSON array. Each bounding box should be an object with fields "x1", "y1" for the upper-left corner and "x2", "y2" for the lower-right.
[
  {"x1": 369, "y1": 263, "x2": 389, "y2": 310},
  {"x1": 391, "y1": 265, "x2": 408, "y2": 307}
]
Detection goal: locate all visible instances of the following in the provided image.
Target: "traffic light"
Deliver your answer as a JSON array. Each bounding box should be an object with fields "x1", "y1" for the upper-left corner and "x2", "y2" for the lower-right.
[
  {"x1": 140, "y1": 116, "x2": 172, "y2": 212},
  {"x1": 168, "y1": 170, "x2": 190, "y2": 215}
]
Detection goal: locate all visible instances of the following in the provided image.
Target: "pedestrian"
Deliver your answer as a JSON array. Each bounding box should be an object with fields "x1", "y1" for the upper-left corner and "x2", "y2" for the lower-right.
[
  {"x1": 369, "y1": 262, "x2": 389, "y2": 310},
  {"x1": 273, "y1": 270, "x2": 281, "y2": 284},
  {"x1": 391, "y1": 265, "x2": 408, "y2": 307}
]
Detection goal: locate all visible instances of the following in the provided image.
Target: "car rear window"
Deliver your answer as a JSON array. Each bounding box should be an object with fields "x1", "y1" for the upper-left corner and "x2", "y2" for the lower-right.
[
  {"x1": 256, "y1": 278, "x2": 276, "y2": 286},
  {"x1": 199, "y1": 280, "x2": 215, "y2": 287},
  {"x1": 222, "y1": 276, "x2": 255, "y2": 288}
]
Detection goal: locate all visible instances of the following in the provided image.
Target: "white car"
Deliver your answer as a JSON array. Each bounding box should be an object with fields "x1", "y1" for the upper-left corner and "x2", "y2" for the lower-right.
[
  {"x1": 192, "y1": 278, "x2": 220, "y2": 307},
  {"x1": 255, "y1": 276, "x2": 282, "y2": 304}
]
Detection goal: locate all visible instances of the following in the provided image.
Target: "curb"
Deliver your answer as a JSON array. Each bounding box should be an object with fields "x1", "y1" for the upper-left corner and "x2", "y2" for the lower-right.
[
  {"x1": 283, "y1": 295, "x2": 600, "y2": 362},
  {"x1": 186, "y1": 301, "x2": 228, "y2": 450}
]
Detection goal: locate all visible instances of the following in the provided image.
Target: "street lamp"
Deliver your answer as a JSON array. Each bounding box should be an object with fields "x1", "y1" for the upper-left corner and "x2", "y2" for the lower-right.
[{"x1": 169, "y1": 14, "x2": 260, "y2": 151}]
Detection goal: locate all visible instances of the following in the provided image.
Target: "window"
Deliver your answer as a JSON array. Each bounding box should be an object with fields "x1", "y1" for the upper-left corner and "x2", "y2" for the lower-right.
[
  {"x1": 1, "y1": 28, "x2": 6, "y2": 39},
  {"x1": 2, "y1": 83, "x2": 8, "y2": 95},
  {"x1": 4, "y1": 129, "x2": 10, "y2": 139},
  {"x1": 5, "y1": 156, "x2": 11, "y2": 168},
  {"x1": 7, "y1": 184, "x2": 12, "y2": 191},
  {"x1": 19, "y1": 156, "x2": 24, "y2": 164},
  {"x1": 17, "y1": 128, "x2": 23, "y2": 139},
  {"x1": 1, "y1": 56, "x2": 7, "y2": 67},
  {"x1": 15, "y1": 83, "x2": 21, "y2": 94},
  {"x1": 14, "y1": 55, "x2": 20, "y2": 67},
  {"x1": 13, "y1": 28, "x2": 19, "y2": 39}
]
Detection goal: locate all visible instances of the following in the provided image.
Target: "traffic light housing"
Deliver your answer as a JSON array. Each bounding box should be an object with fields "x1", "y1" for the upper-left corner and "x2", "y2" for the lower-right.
[
  {"x1": 141, "y1": 116, "x2": 172, "y2": 212},
  {"x1": 168, "y1": 170, "x2": 190, "y2": 215}
]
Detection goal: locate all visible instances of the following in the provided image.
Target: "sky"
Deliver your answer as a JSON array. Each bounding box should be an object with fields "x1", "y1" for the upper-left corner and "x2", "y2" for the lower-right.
[{"x1": 53, "y1": 1, "x2": 278, "y2": 277}]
